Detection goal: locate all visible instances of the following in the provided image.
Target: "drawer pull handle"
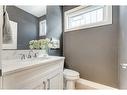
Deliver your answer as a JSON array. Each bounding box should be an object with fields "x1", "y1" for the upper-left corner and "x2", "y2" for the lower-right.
[
  {"x1": 120, "y1": 64, "x2": 127, "y2": 69},
  {"x1": 43, "y1": 80, "x2": 49, "y2": 90},
  {"x1": 43, "y1": 81, "x2": 46, "y2": 89}
]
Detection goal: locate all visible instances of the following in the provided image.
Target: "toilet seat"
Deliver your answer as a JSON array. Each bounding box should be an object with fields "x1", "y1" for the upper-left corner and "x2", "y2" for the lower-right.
[{"x1": 63, "y1": 69, "x2": 79, "y2": 77}]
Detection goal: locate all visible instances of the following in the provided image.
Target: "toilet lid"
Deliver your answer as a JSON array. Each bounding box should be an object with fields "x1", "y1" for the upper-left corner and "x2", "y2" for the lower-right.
[{"x1": 63, "y1": 69, "x2": 80, "y2": 77}]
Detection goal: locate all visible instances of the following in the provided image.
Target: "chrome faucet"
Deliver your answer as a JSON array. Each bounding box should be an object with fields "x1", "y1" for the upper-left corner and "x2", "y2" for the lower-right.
[
  {"x1": 33, "y1": 52, "x2": 39, "y2": 58},
  {"x1": 27, "y1": 50, "x2": 39, "y2": 58},
  {"x1": 20, "y1": 50, "x2": 39, "y2": 60},
  {"x1": 27, "y1": 50, "x2": 33, "y2": 59}
]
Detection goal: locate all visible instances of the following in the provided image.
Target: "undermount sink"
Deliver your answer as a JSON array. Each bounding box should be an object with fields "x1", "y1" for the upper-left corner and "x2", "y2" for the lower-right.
[
  {"x1": 2, "y1": 56, "x2": 52, "y2": 69},
  {"x1": 20, "y1": 56, "x2": 51, "y2": 62},
  {"x1": 2, "y1": 55, "x2": 51, "y2": 63}
]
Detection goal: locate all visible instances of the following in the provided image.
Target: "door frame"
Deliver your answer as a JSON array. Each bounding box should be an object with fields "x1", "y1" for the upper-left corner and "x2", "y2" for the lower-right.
[{"x1": 0, "y1": 5, "x2": 3, "y2": 89}]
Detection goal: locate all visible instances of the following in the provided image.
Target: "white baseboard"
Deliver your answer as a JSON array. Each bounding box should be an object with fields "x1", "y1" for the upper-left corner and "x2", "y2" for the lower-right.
[{"x1": 76, "y1": 78, "x2": 118, "y2": 90}]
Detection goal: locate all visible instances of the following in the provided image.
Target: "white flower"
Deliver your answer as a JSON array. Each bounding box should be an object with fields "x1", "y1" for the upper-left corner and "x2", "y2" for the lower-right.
[
  {"x1": 46, "y1": 38, "x2": 50, "y2": 42},
  {"x1": 29, "y1": 38, "x2": 53, "y2": 49},
  {"x1": 48, "y1": 43, "x2": 53, "y2": 48},
  {"x1": 29, "y1": 45, "x2": 33, "y2": 49}
]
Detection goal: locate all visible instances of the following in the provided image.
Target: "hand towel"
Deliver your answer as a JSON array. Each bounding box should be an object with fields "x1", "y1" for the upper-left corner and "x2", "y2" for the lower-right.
[{"x1": 3, "y1": 6, "x2": 12, "y2": 44}]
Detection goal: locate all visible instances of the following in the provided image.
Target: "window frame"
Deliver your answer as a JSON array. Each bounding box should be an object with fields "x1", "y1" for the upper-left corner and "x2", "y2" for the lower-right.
[
  {"x1": 64, "y1": 6, "x2": 112, "y2": 32},
  {"x1": 39, "y1": 20, "x2": 47, "y2": 36}
]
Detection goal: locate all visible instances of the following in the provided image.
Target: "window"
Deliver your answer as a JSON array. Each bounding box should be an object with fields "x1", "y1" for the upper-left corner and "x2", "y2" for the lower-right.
[
  {"x1": 64, "y1": 6, "x2": 112, "y2": 32},
  {"x1": 39, "y1": 20, "x2": 46, "y2": 36}
]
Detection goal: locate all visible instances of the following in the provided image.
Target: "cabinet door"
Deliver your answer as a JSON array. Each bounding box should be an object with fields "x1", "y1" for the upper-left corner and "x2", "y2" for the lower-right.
[
  {"x1": 33, "y1": 80, "x2": 45, "y2": 90},
  {"x1": 48, "y1": 73, "x2": 63, "y2": 89},
  {"x1": 33, "y1": 79, "x2": 48, "y2": 90}
]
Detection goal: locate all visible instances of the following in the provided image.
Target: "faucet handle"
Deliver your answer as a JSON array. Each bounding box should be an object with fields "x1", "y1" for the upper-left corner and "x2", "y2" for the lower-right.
[
  {"x1": 19, "y1": 54, "x2": 26, "y2": 60},
  {"x1": 27, "y1": 50, "x2": 33, "y2": 59},
  {"x1": 27, "y1": 54, "x2": 32, "y2": 59},
  {"x1": 33, "y1": 52, "x2": 39, "y2": 58}
]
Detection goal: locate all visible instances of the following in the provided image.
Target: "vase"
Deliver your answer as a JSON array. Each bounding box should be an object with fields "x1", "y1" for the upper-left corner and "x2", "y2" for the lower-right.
[{"x1": 43, "y1": 48, "x2": 49, "y2": 57}]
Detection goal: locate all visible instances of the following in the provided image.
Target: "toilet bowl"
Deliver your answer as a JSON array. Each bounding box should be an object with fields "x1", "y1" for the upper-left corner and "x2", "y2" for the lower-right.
[{"x1": 63, "y1": 69, "x2": 80, "y2": 89}]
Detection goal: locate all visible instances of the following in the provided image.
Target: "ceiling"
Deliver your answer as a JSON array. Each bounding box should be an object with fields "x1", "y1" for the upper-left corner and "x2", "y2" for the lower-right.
[{"x1": 16, "y1": 5, "x2": 46, "y2": 17}]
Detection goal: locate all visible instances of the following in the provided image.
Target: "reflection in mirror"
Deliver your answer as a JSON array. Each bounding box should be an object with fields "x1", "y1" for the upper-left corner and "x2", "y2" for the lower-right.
[
  {"x1": 2, "y1": 20, "x2": 17, "y2": 49},
  {"x1": 2, "y1": 5, "x2": 62, "y2": 56},
  {"x1": 3, "y1": 5, "x2": 47, "y2": 50},
  {"x1": 39, "y1": 20, "x2": 46, "y2": 36}
]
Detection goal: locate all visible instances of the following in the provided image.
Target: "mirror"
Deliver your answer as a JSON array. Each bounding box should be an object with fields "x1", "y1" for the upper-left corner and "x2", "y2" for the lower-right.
[{"x1": 2, "y1": 5, "x2": 61, "y2": 50}]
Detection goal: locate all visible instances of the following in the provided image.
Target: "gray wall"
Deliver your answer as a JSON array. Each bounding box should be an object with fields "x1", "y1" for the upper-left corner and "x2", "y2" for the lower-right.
[
  {"x1": 63, "y1": 6, "x2": 119, "y2": 88},
  {"x1": 7, "y1": 6, "x2": 39, "y2": 49},
  {"x1": 119, "y1": 6, "x2": 127, "y2": 89},
  {"x1": 47, "y1": 6, "x2": 63, "y2": 56}
]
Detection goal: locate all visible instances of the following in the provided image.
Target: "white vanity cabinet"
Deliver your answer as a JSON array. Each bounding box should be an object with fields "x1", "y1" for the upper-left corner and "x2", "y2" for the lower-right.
[{"x1": 2, "y1": 57, "x2": 64, "y2": 89}]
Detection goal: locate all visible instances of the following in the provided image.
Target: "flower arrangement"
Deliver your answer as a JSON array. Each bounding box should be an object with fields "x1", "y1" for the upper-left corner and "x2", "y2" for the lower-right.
[{"x1": 29, "y1": 38, "x2": 53, "y2": 50}]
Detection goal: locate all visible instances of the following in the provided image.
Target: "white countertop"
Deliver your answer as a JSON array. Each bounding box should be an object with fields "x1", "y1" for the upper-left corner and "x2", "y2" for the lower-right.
[{"x1": 2, "y1": 56, "x2": 65, "y2": 75}]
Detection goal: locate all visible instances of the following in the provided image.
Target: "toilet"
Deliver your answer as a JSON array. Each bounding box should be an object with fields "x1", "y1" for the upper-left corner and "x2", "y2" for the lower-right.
[{"x1": 63, "y1": 69, "x2": 80, "y2": 89}]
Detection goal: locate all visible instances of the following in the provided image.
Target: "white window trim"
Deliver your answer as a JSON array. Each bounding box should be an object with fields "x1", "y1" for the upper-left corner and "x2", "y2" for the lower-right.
[
  {"x1": 64, "y1": 6, "x2": 112, "y2": 32},
  {"x1": 39, "y1": 20, "x2": 46, "y2": 36}
]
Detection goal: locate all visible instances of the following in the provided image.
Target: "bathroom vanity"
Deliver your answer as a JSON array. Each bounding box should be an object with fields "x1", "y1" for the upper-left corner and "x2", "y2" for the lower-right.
[
  {"x1": 1, "y1": 56, "x2": 64, "y2": 89},
  {"x1": 0, "y1": 5, "x2": 64, "y2": 89}
]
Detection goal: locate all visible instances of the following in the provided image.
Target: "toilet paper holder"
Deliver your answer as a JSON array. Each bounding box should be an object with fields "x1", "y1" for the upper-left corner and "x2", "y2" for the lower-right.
[{"x1": 120, "y1": 64, "x2": 127, "y2": 69}]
